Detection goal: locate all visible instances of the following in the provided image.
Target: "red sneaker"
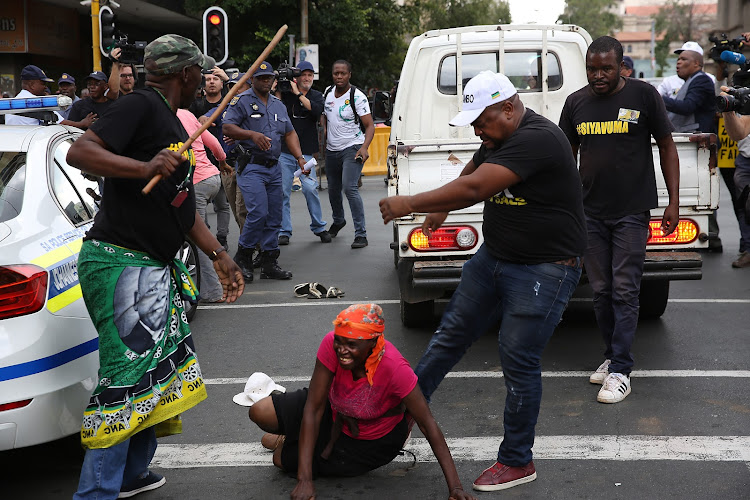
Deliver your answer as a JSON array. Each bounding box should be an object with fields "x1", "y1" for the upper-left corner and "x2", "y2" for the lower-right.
[{"x1": 472, "y1": 460, "x2": 537, "y2": 491}]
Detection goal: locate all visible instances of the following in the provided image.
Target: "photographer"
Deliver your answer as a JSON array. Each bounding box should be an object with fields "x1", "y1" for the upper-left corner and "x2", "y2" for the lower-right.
[{"x1": 275, "y1": 61, "x2": 331, "y2": 245}]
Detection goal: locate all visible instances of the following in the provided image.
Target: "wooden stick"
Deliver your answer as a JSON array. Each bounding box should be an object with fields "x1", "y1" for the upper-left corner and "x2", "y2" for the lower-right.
[{"x1": 142, "y1": 24, "x2": 289, "y2": 195}]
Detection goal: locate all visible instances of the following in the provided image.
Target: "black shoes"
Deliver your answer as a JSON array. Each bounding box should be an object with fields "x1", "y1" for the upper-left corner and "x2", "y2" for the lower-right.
[
  {"x1": 260, "y1": 250, "x2": 293, "y2": 280},
  {"x1": 315, "y1": 230, "x2": 332, "y2": 243},
  {"x1": 278, "y1": 235, "x2": 290, "y2": 245},
  {"x1": 217, "y1": 235, "x2": 228, "y2": 251},
  {"x1": 233, "y1": 245, "x2": 254, "y2": 282},
  {"x1": 329, "y1": 221, "x2": 346, "y2": 238},
  {"x1": 351, "y1": 236, "x2": 368, "y2": 249}
]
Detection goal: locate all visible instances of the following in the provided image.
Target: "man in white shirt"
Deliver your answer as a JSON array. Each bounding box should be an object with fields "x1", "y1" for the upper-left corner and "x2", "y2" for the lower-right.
[
  {"x1": 321, "y1": 60, "x2": 375, "y2": 249},
  {"x1": 5, "y1": 65, "x2": 59, "y2": 125}
]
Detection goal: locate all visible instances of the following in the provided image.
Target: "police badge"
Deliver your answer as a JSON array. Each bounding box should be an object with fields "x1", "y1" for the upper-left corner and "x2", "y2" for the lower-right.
[{"x1": 252, "y1": 104, "x2": 259, "y2": 111}]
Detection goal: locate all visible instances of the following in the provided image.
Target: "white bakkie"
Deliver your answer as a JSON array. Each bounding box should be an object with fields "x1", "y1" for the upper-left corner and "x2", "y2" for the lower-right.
[
  {"x1": 0, "y1": 96, "x2": 200, "y2": 450},
  {"x1": 387, "y1": 24, "x2": 719, "y2": 326}
]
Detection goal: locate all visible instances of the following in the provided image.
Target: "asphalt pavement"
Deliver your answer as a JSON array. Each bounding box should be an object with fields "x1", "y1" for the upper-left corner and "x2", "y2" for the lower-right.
[{"x1": 4, "y1": 176, "x2": 749, "y2": 500}]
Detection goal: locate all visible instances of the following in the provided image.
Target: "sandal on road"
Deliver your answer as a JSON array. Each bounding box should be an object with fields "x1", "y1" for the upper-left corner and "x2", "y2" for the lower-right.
[
  {"x1": 294, "y1": 282, "x2": 326, "y2": 298},
  {"x1": 325, "y1": 287, "x2": 345, "y2": 298},
  {"x1": 306, "y1": 283, "x2": 328, "y2": 299}
]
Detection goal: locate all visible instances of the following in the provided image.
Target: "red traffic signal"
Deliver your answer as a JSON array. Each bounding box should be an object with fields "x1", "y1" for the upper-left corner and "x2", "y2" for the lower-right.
[{"x1": 202, "y1": 7, "x2": 228, "y2": 66}]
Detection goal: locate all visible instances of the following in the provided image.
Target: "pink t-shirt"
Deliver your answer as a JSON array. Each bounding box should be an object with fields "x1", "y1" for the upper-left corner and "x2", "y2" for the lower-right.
[
  {"x1": 317, "y1": 331, "x2": 418, "y2": 440},
  {"x1": 176, "y1": 109, "x2": 226, "y2": 185}
]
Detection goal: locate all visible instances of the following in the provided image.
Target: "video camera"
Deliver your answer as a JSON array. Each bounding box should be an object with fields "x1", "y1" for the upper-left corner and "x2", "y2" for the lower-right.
[
  {"x1": 710, "y1": 33, "x2": 750, "y2": 114},
  {"x1": 275, "y1": 62, "x2": 302, "y2": 94},
  {"x1": 114, "y1": 35, "x2": 147, "y2": 66}
]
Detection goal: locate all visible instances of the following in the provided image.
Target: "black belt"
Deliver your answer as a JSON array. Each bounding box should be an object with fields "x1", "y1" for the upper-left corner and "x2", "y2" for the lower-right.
[{"x1": 247, "y1": 155, "x2": 277, "y2": 168}]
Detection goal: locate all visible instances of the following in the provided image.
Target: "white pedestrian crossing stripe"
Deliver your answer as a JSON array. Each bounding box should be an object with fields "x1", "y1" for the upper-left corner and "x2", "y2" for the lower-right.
[
  {"x1": 204, "y1": 370, "x2": 750, "y2": 385},
  {"x1": 152, "y1": 436, "x2": 750, "y2": 468}
]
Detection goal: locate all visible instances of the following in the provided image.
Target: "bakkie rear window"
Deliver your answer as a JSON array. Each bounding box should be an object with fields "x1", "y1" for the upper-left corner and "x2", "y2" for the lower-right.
[{"x1": 438, "y1": 51, "x2": 562, "y2": 94}]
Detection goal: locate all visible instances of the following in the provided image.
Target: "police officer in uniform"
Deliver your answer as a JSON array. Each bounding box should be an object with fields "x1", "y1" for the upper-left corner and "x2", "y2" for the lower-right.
[{"x1": 223, "y1": 62, "x2": 307, "y2": 281}]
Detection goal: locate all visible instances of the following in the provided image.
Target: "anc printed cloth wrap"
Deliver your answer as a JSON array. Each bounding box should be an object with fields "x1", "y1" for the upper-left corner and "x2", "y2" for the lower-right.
[{"x1": 78, "y1": 239, "x2": 206, "y2": 449}]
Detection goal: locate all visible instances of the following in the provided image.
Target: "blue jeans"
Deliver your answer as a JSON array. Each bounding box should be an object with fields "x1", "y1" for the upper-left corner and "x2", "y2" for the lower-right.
[
  {"x1": 415, "y1": 245, "x2": 581, "y2": 466},
  {"x1": 584, "y1": 212, "x2": 650, "y2": 375},
  {"x1": 733, "y1": 155, "x2": 750, "y2": 252},
  {"x1": 279, "y1": 152, "x2": 327, "y2": 237},
  {"x1": 236, "y1": 163, "x2": 283, "y2": 251},
  {"x1": 73, "y1": 427, "x2": 157, "y2": 500},
  {"x1": 326, "y1": 145, "x2": 366, "y2": 238}
]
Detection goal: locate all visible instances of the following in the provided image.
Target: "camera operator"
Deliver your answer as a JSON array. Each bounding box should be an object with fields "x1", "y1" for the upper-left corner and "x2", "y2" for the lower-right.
[
  {"x1": 274, "y1": 61, "x2": 331, "y2": 244},
  {"x1": 107, "y1": 47, "x2": 138, "y2": 99},
  {"x1": 720, "y1": 33, "x2": 750, "y2": 267}
]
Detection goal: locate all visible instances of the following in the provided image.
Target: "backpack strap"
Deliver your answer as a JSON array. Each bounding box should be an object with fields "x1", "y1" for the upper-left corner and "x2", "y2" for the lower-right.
[{"x1": 350, "y1": 86, "x2": 360, "y2": 126}]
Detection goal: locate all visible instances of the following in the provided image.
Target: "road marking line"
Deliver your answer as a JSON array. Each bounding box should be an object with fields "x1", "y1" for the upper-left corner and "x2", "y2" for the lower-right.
[
  {"x1": 198, "y1": 298, "x2": 750, "y2": 310},
  {"x1": 152, "y1": 435, "x2": 750, "y2": 468},
  {"x1": 205, "y1": 370, "x2": 750, "y2": 385}
]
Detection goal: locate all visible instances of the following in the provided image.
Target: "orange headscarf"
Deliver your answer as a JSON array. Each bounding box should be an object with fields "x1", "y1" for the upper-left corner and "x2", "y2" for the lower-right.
[{"x1": 332, "y1": 303, "x2": 386, "y2": 386}]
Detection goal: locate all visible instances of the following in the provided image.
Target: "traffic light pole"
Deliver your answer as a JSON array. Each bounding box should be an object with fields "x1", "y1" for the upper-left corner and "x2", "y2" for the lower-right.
[{"x1": 91, "y1": 0, "x2": 102, "y2": 72}]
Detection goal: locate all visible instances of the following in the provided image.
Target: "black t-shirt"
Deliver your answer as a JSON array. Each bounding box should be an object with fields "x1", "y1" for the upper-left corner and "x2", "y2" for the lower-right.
[
  {"x1": 473, "y1": 109, "x2": 586, "y2": 264},
  {"x1": 559, "y1": 78, "x2": 673, "y2": 219},
  {"x1": 189, "y1": 89, "x2": 226, "y2": 120},
  {"x1": 280, "y1": 89, "x2": 324, "y2": 155},
  {"x1": 85, "y1": 88, "x2": 197, "y2": 262},
  {"x1": 67, "y1": 98, "x2": 113, "y2": 123}
]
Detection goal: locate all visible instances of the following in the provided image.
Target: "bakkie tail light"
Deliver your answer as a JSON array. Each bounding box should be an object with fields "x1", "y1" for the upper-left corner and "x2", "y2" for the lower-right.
[
  {"x1": 409, "y1": 226, "x2": 479, "y2": 252},
  {"x1": 647, "y1": 219, "x2": 699, "y2": 245},
  {"x1": 0, "y1": 265, "x2": 48, "y2": 320}
]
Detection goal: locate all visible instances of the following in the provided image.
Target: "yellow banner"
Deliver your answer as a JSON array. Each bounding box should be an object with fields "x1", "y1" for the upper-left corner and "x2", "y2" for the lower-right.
[{"x1": 718, "y1": 117, "x2": 738, "y2": 168}]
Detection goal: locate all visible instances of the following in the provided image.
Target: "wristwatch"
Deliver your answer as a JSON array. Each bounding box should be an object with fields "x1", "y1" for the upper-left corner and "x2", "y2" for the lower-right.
[
  {"x1": 209, "y1": 246, "x2": 226, "y2": 261},
  {"x1": 296, "y1": 156, "x2": 304, "y2": 161},
  {"x1": 297, "y1": 92, "x2": 304, "y2": 98}
]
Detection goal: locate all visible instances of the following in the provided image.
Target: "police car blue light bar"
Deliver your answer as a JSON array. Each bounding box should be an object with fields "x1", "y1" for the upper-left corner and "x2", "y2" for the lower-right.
[{"x1": 0, "y1": 95, "x2": 73, "y2": 114}]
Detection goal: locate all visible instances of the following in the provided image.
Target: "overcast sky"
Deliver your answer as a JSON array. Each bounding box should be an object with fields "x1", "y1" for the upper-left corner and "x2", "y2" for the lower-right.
[{"x1": 508, "y1": 0, "x2": 567, "y2": 25}]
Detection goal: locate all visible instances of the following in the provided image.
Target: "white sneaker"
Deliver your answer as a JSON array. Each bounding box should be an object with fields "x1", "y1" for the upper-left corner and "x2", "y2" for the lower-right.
[
  {"x1": 589, "y1": 359, "x2": 611, "y2": 384},
  {"x1": 597, "y1": 373, "x2": 631, "y2": 403}
]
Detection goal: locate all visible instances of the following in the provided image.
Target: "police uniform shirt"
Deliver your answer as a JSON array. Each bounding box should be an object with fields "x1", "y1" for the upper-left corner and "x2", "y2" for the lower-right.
[{"x1": 222, "y1": 88, "x2": 293, "y2": 161}]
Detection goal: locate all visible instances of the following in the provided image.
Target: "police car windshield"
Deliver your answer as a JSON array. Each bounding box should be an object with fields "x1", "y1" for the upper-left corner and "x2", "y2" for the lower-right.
[{"x1": 0, "y1": 151, "x2": 26, "y2": 223}]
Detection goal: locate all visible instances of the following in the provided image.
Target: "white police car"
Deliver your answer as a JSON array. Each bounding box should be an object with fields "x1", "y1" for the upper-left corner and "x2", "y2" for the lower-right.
[{"x1": 0, "y1": 96, "x2": 200, "y2": 450}]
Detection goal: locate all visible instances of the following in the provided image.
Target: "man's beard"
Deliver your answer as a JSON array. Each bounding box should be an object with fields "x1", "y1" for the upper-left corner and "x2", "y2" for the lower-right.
[{"x1": 299, "y1": 82, "x2": 312, "y2": 92}]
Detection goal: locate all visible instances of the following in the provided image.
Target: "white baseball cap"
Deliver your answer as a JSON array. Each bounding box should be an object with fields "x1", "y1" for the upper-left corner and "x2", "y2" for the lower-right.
[
  {"x1": 232, "y1": 372, "x2": 286, "y2": 407},
  {"x1": 674, "y1": 41, "x2": 703, "y2": 56},
  {"x1": 449, "y1": 71, "x2": 518, "y2": 127}
]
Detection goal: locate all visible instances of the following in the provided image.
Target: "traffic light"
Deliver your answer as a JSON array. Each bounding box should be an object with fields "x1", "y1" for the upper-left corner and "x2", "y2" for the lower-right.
[
  {"x1": 202, "y1": 6, "x2": 228, "y2": 66},
  {"x1": 99, "y1": 6, "x2": 117, "y2": 56}
]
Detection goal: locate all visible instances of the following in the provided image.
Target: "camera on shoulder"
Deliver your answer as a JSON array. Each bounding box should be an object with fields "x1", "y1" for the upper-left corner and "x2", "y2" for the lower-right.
[
  {"x1": 710, "y1": 33, "x2": 750, "y2": 114},
  {"x1": 275, "y1": 62, "x2": 302, "y2": 94}
]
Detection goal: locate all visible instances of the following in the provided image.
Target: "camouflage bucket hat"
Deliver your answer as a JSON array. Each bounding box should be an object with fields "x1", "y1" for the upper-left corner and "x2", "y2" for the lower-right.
[{"x1": 145, "y1": 34, "x2": 216, "y2": 76}]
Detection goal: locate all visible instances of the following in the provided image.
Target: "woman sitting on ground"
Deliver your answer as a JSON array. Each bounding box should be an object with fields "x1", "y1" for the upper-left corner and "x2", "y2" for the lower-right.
[{"x1": 248, "y1": 303, "x2": 475, "y2": 500}]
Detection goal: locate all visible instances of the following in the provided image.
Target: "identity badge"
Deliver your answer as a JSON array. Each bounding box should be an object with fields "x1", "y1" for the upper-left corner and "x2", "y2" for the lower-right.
[{"x1": 618, "y1": 108, "x2": 640, "y2": 124}]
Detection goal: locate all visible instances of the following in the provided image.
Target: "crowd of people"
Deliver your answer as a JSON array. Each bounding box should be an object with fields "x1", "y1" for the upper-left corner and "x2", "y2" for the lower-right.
[{"x1": 3, "y1": 30, "x2": 749, "y2": 500}]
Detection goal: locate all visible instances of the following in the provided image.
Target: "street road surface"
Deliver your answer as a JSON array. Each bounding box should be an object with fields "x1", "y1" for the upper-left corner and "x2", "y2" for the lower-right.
[{"x1": 4, "y1": 177, "x2": 749, "y2": 500}]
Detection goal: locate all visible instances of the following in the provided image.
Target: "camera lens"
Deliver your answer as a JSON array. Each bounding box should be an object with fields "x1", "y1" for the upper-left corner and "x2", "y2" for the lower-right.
[{"x1": 716, "y1": 94, "x2": 736, "y2": 113}]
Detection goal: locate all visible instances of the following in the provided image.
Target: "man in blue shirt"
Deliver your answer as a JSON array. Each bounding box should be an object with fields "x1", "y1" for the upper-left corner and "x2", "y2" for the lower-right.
[
  {"x1": 57, "y1": 73, "x2": 81, "y2": 120},
  {"x1": 223, "y1": 62, "x2": 308, "y2": 281}
]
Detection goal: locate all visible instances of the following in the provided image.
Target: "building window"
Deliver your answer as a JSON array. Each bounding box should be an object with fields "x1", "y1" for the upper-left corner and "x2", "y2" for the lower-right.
[{"x1": 627, "y1": 45, "x2": 633, "y2": 53}]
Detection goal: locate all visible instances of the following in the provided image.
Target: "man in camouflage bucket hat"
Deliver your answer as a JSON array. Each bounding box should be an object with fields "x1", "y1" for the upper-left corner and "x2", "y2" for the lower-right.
[
  {"x1": 67, "y1": 34, "x2": 242, "y2": 500},
  {"x1": 145, "y1": 34, "x2": 216, "y2": 75}
]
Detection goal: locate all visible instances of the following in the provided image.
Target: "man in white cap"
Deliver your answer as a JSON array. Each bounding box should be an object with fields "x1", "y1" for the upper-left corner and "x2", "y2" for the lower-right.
[
  {"x1": 662, "y1": 41, "x2": 716, "y2": 133},
  {"x1": 379, "y1": 71, "x2": 586, "y2": 492}
]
